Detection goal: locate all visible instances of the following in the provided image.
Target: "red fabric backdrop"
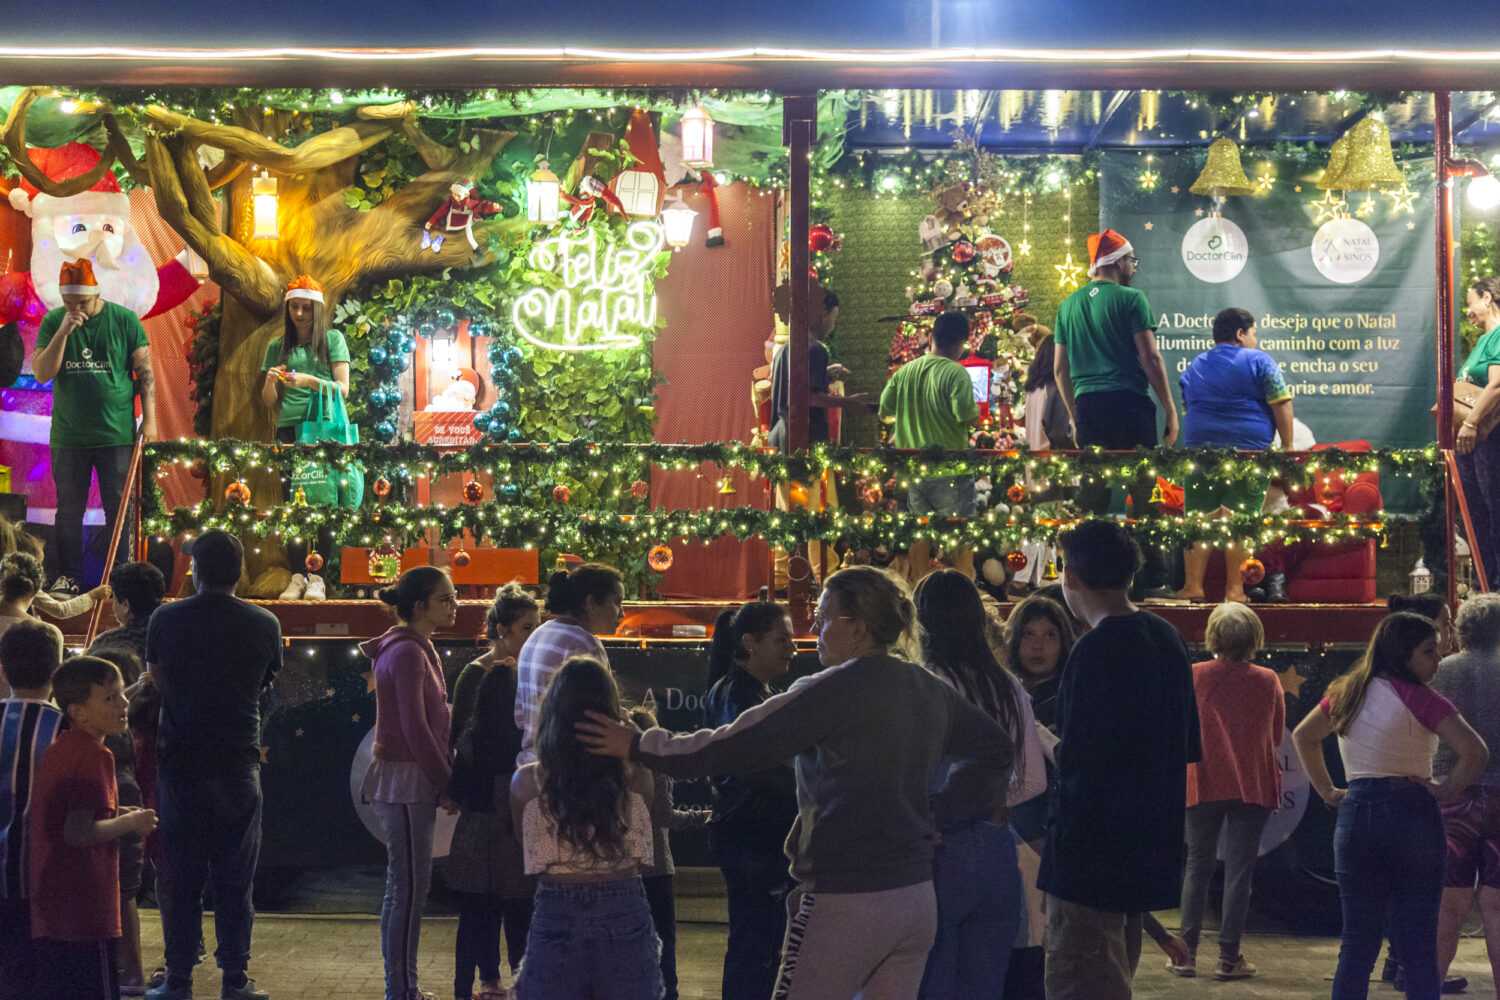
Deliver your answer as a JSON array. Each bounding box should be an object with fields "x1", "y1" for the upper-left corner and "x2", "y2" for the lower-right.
[{"x1": 650, "y1": 181, "x2": 776, "y2": 599}]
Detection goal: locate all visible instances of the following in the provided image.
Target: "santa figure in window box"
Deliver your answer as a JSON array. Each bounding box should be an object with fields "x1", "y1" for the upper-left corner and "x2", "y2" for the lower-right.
[{"x1": 422, "y1": 178, "x2": 503, "y2": 254}]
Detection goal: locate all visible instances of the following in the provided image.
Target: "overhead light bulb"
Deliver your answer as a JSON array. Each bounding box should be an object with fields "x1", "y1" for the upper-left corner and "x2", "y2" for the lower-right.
[{"x1": 1469, "y1": 174, "x2": 1500, "y2": 212}]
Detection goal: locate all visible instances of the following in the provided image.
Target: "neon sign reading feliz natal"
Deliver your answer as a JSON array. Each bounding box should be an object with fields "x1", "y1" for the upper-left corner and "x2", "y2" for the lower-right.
[{"x1": 510, "y1": 220, "x2": 664, "y2": 352}]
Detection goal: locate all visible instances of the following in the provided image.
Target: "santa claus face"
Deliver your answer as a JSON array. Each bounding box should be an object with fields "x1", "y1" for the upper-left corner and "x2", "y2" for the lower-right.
[
  {"x1": 54, "y1": 212, "x2": 127, "y2": 267},
  {"x1": 29, "y1": 192, "x2": 158, "y2": 317}
]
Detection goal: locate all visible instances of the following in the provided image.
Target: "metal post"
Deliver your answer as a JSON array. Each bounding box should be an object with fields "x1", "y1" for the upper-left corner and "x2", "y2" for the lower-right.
[
  {"x1": 1435, "y1": 91, "x2": 1461, "y2": 607},
  {"x1": 782, "y1": 93, "x2": 817, "y2": 611}
]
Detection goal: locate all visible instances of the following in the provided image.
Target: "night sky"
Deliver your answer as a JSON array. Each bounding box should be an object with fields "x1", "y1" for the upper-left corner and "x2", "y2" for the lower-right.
[{"x1": 6, "y1": 0, "x2": 1500, "y2": 51}]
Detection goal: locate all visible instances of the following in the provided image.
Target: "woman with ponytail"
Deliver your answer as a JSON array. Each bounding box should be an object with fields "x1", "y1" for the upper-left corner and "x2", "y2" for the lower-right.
[
  {"x1": 360, "y1": 566, "x2": 459, "y2": 1000},
  {"x1": 1294, "y1": 612, "x2": 1489, "y2": 1000},
  {"x1": 703, "y1": 601, "x2": 797, "y2": 1000}
]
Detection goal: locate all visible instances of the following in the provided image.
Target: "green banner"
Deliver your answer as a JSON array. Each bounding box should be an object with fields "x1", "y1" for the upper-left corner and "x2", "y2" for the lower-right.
[{"x1": 1099, "y1": 151, "x2": 1436, "y2": 447}]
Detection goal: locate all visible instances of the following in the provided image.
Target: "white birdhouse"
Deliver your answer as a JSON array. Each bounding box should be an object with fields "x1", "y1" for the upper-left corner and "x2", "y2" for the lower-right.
[{"x1": 918, "y1": 215, "x2": 945, "y2": 252}]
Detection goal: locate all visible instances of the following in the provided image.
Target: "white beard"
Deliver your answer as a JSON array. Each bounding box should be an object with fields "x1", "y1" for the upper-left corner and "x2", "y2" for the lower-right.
[{"x1": 31, "y1": 219, "x2": 159, "y2": 317}]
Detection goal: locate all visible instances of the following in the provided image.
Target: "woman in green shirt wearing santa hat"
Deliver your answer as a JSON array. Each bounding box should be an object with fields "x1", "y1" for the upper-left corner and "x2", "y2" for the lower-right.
[{"x1": 1457, "y1": 276, "x2": 1500, "y2": 584}]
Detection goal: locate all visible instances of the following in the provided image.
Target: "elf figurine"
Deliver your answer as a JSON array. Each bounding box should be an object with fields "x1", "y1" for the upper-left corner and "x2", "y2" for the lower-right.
[
  {"x1": 423, "y1": 178, "x2": 502, "y2": 256},
  {"x1": 559, "y1": 175, "x2": 626, "y2": 227}
]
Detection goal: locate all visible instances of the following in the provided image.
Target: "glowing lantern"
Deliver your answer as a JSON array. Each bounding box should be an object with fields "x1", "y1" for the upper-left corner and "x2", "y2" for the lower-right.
[
  {"x1": 252, "y1": 172, "x2": 279, "y2": 239},
  {"x1": 681, "y1": 106, "x2": 714, "y2": 168},
  {"x1": 660, "y1": 193, "x2": 697, "y2": 249},
  {"x1": 527, "y1": 161, "x2": 561, "y2": 224}
]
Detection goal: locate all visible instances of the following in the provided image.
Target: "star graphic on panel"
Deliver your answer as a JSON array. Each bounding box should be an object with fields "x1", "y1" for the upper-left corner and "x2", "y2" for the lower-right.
[
  {"x1": 1170, "y1": 185, "x2": 1180, "y2": 194},
  {"x1": 1194, "y1": 208, "x2": 1204, "y2": 217},
  {"x1": 1386, "y1": 182, "x2": 1417, "y2": 214},
  {"x1": 1054, "y1": 253, "x2": 1084, "y2": 289},
  {"x1": 1311, "y1": 190, "x2": 1346, "y2": 224},
  {"x1": 362, "y1": 670, "x2": 377, "y2": 694},
  {"x1": 1144, "y1": 221, "x2": 1154, "y2": 230},
  {"x1": 1017, "y1": 239, "x2": 1032, "y2": 256},
  {"x1": 1277, "y1": 665, "x2": 1307, "y2": 698},
  {"x1": 1355, "y1": 197, "x2": 1376, "y2": 218},
  {"x1": 1407, "y1": 221, "x2": 1417, "y2": 230},
  {"x1": 1293, "y1": 185, "x2": 1303, "y2": 193},
  {"x1": 258, "y1": 746, "x2": 270, "y2": 764},
  {"x1": 1255, "y1": 172, "x2": 1276, "y2": 193},
  {"x1": 324, "y1": 687, "x2": 336, "y2": 698},
  {"x1": 294, "y1": 728, "x2": 304, "y2": 738},
  {"x1": 352, "y1": 713, "x2": 361, "y2": 723}
]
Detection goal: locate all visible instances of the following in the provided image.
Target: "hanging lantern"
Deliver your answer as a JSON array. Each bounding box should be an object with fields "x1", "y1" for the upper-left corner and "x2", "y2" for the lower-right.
[
  {"x1": 1335, "y1": 116, "x2": 1406, "y2": 191},
  {"x1": 527, "y1": 161, "x2": 561, "y2": 224},
  {"x1": 660, "y1": 193, "x2": 697, "y2": 249},
  {"x1": 1189, "y1": 137, "x2": 1256, "y2": 198},
  {"x1": 648, "y1": 544, "x2": 675, "y2": 572},
  {"x1": 1317, "y1": 133, "x2": 1352, "y2": 190},
  {"x1": 681, "y1": 105, "x2": 714, "y2": 168},
  {"x1": 1410, "y1": 557, "x2": 1433, "y2": 595},
  {"x1": 251, "y1": 172, "x2": 279, "y2": 240}
]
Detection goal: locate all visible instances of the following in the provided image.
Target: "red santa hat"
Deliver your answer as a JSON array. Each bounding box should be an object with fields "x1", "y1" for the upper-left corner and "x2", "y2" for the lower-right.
[
  {"x1": 7, "y1": 142, "x2": 129, "y2": 221},
  {"x1": 284, "y1": 275, "x2": 324, "y2": 303},
  {"x1": 1086, "y1": 228, "x2": 1133, "y2": 277},
  {"x1": 58, "y1": 259, "x2": 99, "y2": 294}
]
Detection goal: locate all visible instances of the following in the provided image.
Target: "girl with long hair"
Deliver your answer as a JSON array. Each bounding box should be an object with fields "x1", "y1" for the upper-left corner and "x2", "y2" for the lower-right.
[
  {"x1": 509, "y1": 656, "x2": 659, "y2": 1000},
  {"x1": 361, "y1": 566, "x2": 458, "y2": 1000},
  {"x1": 1294, "y1": 612, "x2": 1489, "y2": 1000},
  {"x1": 579, "y1": 566, "x2": 1015, "y2": 1000},
  {"x1": 446, "y1": 584, "x2": 539, "y2": 1000},
  {"x1": 912, "y1": 570, "x2": 1045, "y2": 999},
  {"x1": 703, "y1": 601, "x2": 798, "y2": 1000}
]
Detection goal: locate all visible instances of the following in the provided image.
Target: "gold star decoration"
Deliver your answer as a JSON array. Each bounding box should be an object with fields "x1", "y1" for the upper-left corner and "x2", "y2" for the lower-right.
[
  {"x1": 362, "y1": 670, "x2": 377, "y2": 694},
  {"x1": 352, "y1": 713, "x2": 361, "y2": 723},
  {"x1": 1017, "y1": 239, "x2": 1032, "y2": 256},
  {"x1": 1143, "y1": 221, "x2": 1154, "y2": 230},
  {"x1": 1355, "y1": 196, "x2": 1376, "y2": 218},
  {"x1": 1054, "y1": 252, "x2": 1084, "y2": 289},
  {"x1": 1170, "y1": 185, "x2": 1180, "y2": 194},
  {"x1": 1407, "y1": 221, "x2": 1417, "y2": 230},
  {"x1": 324, "y1": 687, "x2": 335, "y2": 698},
  {"x1": 258, "y1": 746, "x2": 270, "y2": 764},
  {"x1": 1255, "y1": 171, "x2": 1276, "y2": 193},
  {"x1": 1277, "y1": 665, "x2": 1306, "y2": 698},
  {"x1": 1194, "y1": 208, "x2": 1204, "y2": 217},
  {"x1": 1293, "y1": 184, "x2": 1303, "y2": 193},
  {"x1": 1386, "y1": 182, "x2": 1417, "y2": 215},
  {"x1": 294, "y1": 728, "x2": 304, "y2": 738},
  {"x1": 1311, "y1": 190, "x2": 1347, "y2": 225}
]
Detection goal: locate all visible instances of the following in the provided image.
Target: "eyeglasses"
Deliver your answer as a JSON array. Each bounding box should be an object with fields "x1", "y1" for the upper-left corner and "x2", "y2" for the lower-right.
[
  {"x1": 811, "y1": 611, "x2": 856, "y2": 630},
  {"x1": 1126, "y1": 255, "x2": 1142, "y2": 266}
]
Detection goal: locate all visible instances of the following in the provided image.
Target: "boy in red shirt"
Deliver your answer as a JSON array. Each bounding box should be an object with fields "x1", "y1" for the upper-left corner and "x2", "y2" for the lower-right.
[{"x1": 28, "y1": 656, "x2": 157, "y2": 999}]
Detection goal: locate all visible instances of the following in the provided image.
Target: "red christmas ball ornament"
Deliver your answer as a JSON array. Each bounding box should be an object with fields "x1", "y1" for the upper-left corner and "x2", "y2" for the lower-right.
[
  {"x1": 630, "y1": 479, "x2": 650, "y2": 500},
  {"x1": 1240, "y1": 558, "x2": 1267, "y2": 587},
  {"x1": 552, "y1": 484, "x2": 571, "y2": 504},
  {"x1": 808, "y1": 224, "x2": 835, "y2": 254},
  {"x1": 951, "y1": 240, "x2": 976, "y2": 263},
  {"x1": 452, "y1": 550, "x2": 472, "y2": 568},
  {"x1": 648, "y1": 544, "x2": 674, "y2": 573},
  {"x1": 1006, "y1": 483, "x2": 1027, "y2": 504},
  {"x1": 225, "y1": 481, "x2": 251, "y2": 505},
  {"x1": 304, "y1": 553, "x2": 324, "y2": 573},
  {"x1": 862, "y1": 484, "x2": 883, "y2": 506},
  {"x1": 463, "y1": 481, "x2": 484, "y2": 504},
  {"x1": 372, "y1": 477, "x2": 392, "y2": 498},
  {"x1": 1005, "y1": 551, "x2": 1029, "y2": 573}
]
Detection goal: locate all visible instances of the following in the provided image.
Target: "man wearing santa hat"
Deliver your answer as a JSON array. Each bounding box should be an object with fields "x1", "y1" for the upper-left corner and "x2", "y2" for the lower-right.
[
  {"x1": 1053, "y1": 228, "x2": 1177, "y2": 597},
  {"x1": 29, "y1": 259, "x2": 155, "y2": 596}
]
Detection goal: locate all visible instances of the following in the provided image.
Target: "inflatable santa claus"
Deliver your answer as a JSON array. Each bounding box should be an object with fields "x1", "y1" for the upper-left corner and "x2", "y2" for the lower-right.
[{"x1": 2, "y1": 142, "x2": 198, "y2": 324}]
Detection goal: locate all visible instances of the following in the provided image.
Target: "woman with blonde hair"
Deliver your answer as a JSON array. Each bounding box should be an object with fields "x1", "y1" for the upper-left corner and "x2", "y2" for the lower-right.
[{"x1": 578, "y1": 565, "x2": 1014, "y2": 1000}]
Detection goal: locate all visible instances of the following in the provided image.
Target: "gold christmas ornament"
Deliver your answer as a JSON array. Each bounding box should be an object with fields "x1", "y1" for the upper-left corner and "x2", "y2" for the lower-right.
[
  {"x1": 1317, "y1": 133, "x2": 1352, "y2": 191},
  {"x1": 1190, "y1": 138, "x2": 1256, "y2": 198},
  {"x1": 1334, "y1": 117, "x2": 1405, "y2": 191}
]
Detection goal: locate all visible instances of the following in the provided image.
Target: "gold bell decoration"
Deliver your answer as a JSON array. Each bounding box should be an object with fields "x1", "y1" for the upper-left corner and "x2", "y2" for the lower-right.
[
  {"x1": 717, "y1": 476, "x2": 737, "y2": 495},
  {"x1": 1317, "y1": 133, "x2": 1351, "y2": 190},
  {"x1": 1332, "y1": 116, "x2": 1406, "y2": 191},
  {"x1": 1190, "y1": 137, "x2": 1256, "y2": 198}
]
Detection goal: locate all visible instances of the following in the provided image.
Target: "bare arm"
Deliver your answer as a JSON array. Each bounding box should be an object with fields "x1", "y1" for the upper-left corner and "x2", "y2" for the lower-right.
[
  {"x1": 1292, "y1": 707, "x2": 1345, "y2": 808},
  {"x1": 1053, "y1": 341, "x2": 1076, "y2": 425},
  {"x1": 131, "y1": 345, "x2": 157, "y2": 441},
  {"x1": 1270, "y1": 398, "x2": 1295, "y2": 449},
  {"x1": 63, "y1": 804, "x2": 156, "y2": 848},
  {"x1": 510, "y1": 764, "x2": 538, "y2": 848},
  {"x1": 1433, "y1": 713, "x2": 1489, "y2": 803},
  {"x1": 147, "y1": 660, "x2": 165, "y2": 695},
  {"x1": 1133, "y1": 329, "x2": 1178, "y2": 445},
  {"x1": 331, "y1": 361, "x2": 351, "y2": 399},
  {"x1": 811, "y1": 390, "x2": 872, "y2": 410},
  {"x1": 30, "y1": 314, "x2": 80, "y2": 382},
  {"x1": 261, "y1": 368, "x2": 283, "y2": 410},
  {"x1": 1457, "y1": 364, "x2": 1500, "y2": 455}
]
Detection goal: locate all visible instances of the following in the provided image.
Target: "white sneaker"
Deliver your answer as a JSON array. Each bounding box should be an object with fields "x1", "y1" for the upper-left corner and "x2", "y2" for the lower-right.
[
  {"x1": 278, "y1": 574, "x2": 307, "y2": 600},
  {"x1": 302, "y1": 573, "x2": 327, "y2": 601}
]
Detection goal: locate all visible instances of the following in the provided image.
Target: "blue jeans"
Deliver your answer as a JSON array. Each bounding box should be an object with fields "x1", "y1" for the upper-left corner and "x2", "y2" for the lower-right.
[
  {"x1": 907, "y1": 475, "x2": 976, "y2": 517},
  {"x1": 1457, "y1": 429, "x2": 1500, "y2": 587},
  {"x1": 517, "y1": 878, "x2": 662, "y2": 1000},
  {"x1": 920, "y1": 820, "x2": 1022, "y2": 1000},
  {"x1": 712, "y1": 832, "x2": 792, "y2": 1000},
  {"x1": 1332, "y1": 777, "x2": 1445, "y2": 1000},
  {"x1": 375, "y1": 800, "x2": 437, "y2": 1000},
  {"x1": 156, "y1": 767, "x2": 262, "y2": 984},
  {"x1": 50, "y1": 444, "x2": 133, "y2": 586}
]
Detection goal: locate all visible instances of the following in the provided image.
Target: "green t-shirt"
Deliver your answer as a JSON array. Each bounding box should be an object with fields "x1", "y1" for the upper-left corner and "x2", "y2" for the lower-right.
[
  {"x1": 878, "y1": 354, "x2": 980, "y2": 451},
  {"x1": 1462, "y1": 325, "x2": 1500, "y2": 385},
  {"x1": 1054, "y1": 280, "x2": 1157, "y2": 397},
  {"x1": 261, "y1": 328, "x2": 350, "y2": 427},
  {"x1": 35, "y1": 302, "x2": 148, "y2": 448}
]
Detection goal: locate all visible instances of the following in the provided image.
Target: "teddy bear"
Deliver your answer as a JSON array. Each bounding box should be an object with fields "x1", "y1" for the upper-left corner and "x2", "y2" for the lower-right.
[{"x1": 932, "y1": 184, "x2": 970, "y2": 241}]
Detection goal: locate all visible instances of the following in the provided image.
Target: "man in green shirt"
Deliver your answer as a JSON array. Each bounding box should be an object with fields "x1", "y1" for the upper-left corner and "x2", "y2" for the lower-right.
[
  {"x1": 30, "y1": 260, "x2": 155, "y2": 596},
  {"x1": 1054, "y1": 228, "x2": 1177, "y2": 598},
  {"x1": 880, "y1": 311, "x2": 981, "y2": 581}
]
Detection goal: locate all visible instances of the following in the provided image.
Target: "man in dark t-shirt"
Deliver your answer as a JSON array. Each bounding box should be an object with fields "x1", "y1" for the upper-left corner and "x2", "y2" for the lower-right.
[
  {"x1": 1038, "y1": 520, "x2": 1201, "y2": 1000},
  {"x1": 145, "y1": 530, "x2": 280, "y2": 1000}
]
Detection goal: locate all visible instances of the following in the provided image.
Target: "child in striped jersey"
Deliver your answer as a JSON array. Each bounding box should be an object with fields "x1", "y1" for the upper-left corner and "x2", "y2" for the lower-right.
[{"x1": 0, "y1": 619, "x2": 64, "y2": 999}]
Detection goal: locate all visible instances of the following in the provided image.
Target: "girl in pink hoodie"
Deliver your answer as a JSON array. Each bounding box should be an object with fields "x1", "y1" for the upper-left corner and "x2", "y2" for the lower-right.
[{"x1": 360, "y1": 566, "x2": 458, "y2": 1000}]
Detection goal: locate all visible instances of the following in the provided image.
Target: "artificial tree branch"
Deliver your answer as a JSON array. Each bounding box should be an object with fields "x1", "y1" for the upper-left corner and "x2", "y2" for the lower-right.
[
  {"x1": 141, "y1": 105, "x2": 399, "y2": 174},
  {"x1": 3, "y1": 87, "x2": 118, "y2": 197},
  {"x1": 100, "y1": 114, "x2": 149, "y2": 188}
]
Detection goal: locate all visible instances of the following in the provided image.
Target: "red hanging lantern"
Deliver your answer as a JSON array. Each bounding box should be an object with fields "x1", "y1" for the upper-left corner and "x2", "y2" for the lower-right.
[
  {"x1": 304, "y1": 553, "x2": 324, "y2": 573},
  {"x1": 372, "y1": 477, "x2": 393, "y2": 498},
  {"x1": 1005, "y1": 551, "x2": 1029, "y2": 573},
  {"x1": 225, "y1": 481, "x2": 251, "y2": 505},
  {"x1": 648, "y1": 544, "x2": 674, "y2": 572},
  {"x1": 809, "y1": 224, "x2": 835, "y2": 254},
  {"x1": 553, "y1": 484, "x2": 571, "y2": 504},
  {"x1": 463, "y1": 481, "x2": 485, "y2": 504},
  {"x1": 1240, "y1": 558, "x2": 1267, "y2": 586},
  {"x1": 452, "y1": 550, "x2": 471, "y2": 568}
]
